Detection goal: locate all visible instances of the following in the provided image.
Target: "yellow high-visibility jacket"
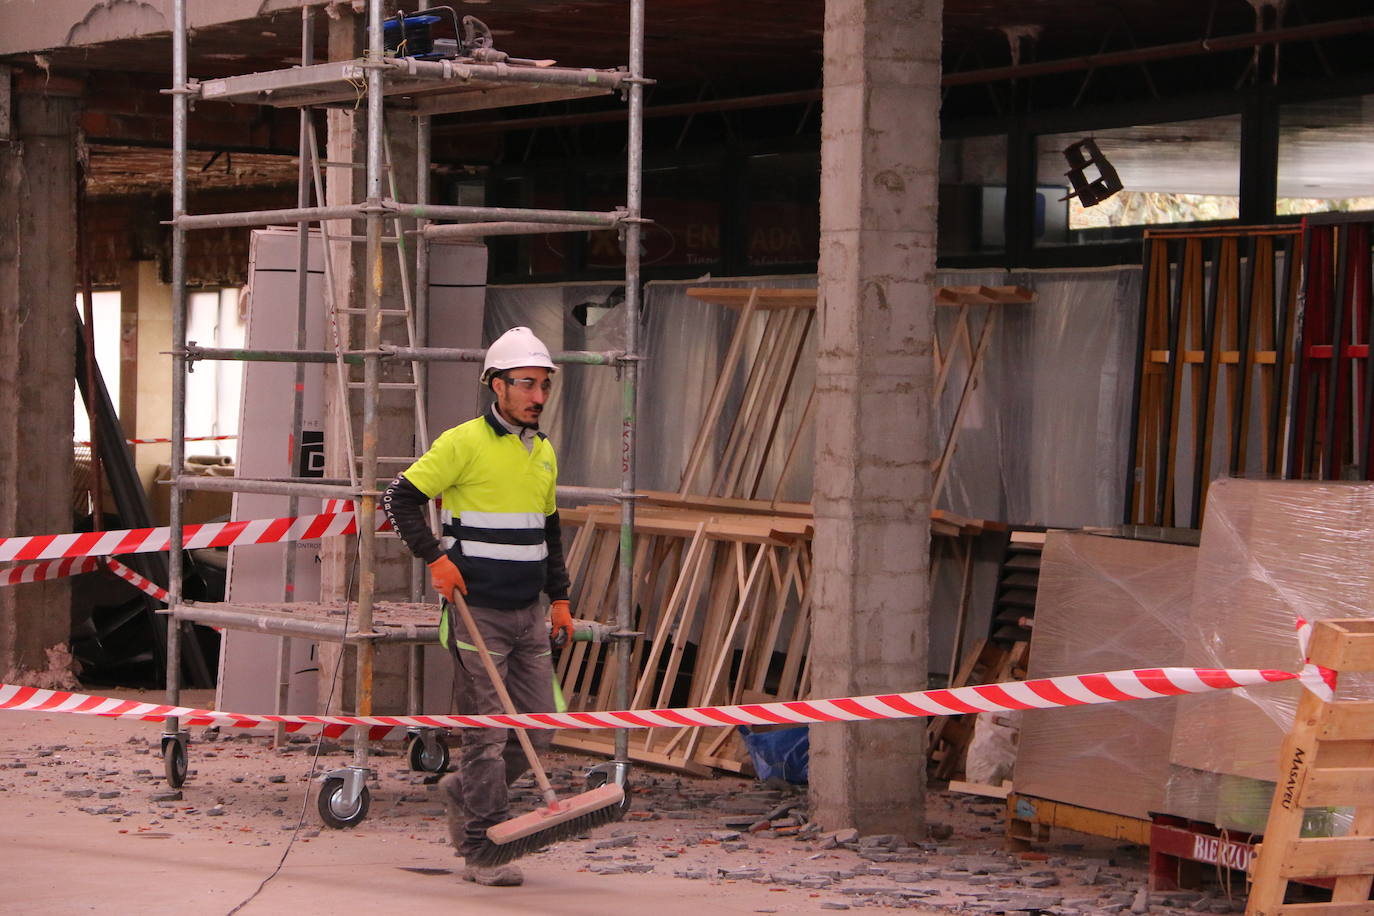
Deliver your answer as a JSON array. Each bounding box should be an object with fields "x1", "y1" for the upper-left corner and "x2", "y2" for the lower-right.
[{"x1": 398, "y1": 407, "x2": 568, "y2": 610}]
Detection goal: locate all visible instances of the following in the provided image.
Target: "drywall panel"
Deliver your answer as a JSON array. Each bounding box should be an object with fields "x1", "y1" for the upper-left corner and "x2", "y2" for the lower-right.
[{"x1": 217, "y1": 229, "x2": 485, "y2": 717}]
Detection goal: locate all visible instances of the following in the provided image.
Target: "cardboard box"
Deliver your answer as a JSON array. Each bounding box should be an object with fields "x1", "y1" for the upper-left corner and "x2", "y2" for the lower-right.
[{"x1": 151, "y1": 459, "x2": 234, "y2": 526}]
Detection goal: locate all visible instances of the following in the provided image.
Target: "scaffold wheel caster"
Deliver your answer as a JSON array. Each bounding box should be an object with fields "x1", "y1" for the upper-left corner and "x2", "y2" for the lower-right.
[
  {"x1": 585, "y1": 766, "x2": 633, "y2": 818},
  {"x1": 162, "y1": 737, "x2": 188, "y2": 788},
  {"x1": 406, "y1": 733, "x2": 450, "y2": 773},
  {"x1": 317, "y1": 776, "x2": 370, "y2": 828}
]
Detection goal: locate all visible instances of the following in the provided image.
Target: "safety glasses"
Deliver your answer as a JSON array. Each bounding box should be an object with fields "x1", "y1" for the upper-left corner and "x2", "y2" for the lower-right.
[{"x1": 502, "y1": 375, "x2": 553, "y2": 393}]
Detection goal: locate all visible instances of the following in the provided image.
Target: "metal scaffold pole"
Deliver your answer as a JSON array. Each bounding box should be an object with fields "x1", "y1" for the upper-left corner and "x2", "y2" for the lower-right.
[
  {"x1": 615, "y1": 0, "x2": 646, "y2": 773},
  {"x1": 161, "y1": 0, "x2": 190, "y2": 788},
  {"x1": 409, "y1": 0, "x2": 435, "y2": 706},
  {"x1": 352, "y1": 0, "x2": 386, "y2": 772},
  {"x1": 278, "y1": 2, "x2": 316, "y2": 748}
]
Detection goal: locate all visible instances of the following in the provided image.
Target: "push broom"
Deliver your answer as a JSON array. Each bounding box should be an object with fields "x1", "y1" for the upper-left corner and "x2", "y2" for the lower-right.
[{"x1": 447, "y1": 591, "x2": 625, "y2": 866}]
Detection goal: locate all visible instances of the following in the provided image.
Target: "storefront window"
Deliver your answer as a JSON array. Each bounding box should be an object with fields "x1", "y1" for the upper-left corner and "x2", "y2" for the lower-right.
[
  {"x1": 1035, "y1": 114, "x2": 1241, "y2": 246},
  {"x1": 938, "y1": 134, "x2": 1008, "y2": 255},
  {"x1": 746, "y1": 152, "x2": 819, "y2": 267},
  {"x1": 1277, "y1": 94, "x2": 1374, "y2": 216},
  {"x1": 583, "y1": 164, "x2": 722, "y2": 270}
]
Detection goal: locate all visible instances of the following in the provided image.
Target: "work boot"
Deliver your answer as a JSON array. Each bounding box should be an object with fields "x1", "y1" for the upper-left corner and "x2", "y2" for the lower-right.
[
  {"x1": 463, "y1": 863, "x2": 523, "y2": 887},
  {"x1": 439, "y1": 772, "x2": 469, "y2": 850}
]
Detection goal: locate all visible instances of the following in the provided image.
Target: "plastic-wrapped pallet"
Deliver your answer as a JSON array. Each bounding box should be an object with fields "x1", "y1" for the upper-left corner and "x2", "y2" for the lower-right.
[
  {"x1": 1165, "y1": 478, "x2": 1374, "y2": 834},
  {"x1": 1013, "y1": 530, "x2": 1196, "y2": 820}
]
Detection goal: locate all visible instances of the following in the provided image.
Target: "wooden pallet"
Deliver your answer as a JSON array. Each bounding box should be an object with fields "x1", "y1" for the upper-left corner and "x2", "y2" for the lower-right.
[
  {"x1": 1005, "y1": 792, "x2": 1152, "y2": 849},
  {"x1": 1246, "y1": 618, "x2": 1374, "y2": 915}
]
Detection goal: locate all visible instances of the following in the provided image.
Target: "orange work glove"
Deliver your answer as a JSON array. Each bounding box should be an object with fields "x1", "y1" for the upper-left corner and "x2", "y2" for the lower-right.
[
  {"x1": 549, "y1": 599, "x2": 574, "y2": 647},
  {"x1": 427, "y1": 555, "x2": 466, "y2": 602}
]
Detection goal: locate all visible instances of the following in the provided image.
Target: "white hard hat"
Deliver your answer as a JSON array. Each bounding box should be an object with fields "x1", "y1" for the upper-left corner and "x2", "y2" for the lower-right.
[{"x1": 482, "y1": 326, "x2": 556, "y2": 387}]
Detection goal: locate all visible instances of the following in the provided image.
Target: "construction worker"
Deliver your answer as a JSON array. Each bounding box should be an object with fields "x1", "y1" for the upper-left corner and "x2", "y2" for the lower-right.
[{"x1": 382, "y1": 326, "x2": 573, "y2": 887}]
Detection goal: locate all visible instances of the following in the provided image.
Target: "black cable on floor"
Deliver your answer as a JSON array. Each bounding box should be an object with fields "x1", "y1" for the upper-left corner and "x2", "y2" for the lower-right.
[{"x1": 225, "y1": 546, "x2": 360, "y2": 916}]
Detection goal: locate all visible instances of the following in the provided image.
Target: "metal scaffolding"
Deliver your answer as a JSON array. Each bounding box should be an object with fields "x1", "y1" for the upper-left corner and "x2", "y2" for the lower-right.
[{"x1": 163, "y1": 0, "x2": 645, "y2": 825}]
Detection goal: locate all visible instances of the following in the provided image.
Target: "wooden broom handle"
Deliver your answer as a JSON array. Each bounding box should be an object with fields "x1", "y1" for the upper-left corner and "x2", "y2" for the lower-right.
[{"x1": 448, "y1": 591, "x2": 560, "y2": 808}]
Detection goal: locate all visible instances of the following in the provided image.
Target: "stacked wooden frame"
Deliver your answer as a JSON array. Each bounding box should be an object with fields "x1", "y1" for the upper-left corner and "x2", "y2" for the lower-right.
[
  {"x1": 553, "y1": 285, "x2": 1022, "y2": 774},
  {"x1": 676, "y1": 288, "x2": 817, "y2": 503},
  {"x1": 1288, "y1": 214, "x2": 1374, "y2": 480},
  {"x1": 1125, "y1": 226, "x2": 1303, "y2": 527},
  {"x1": 551, "y1": 286, "x2": 818, "y2": 773},
  {"x1": 552, "y1": 502, "x2": 813, "y2": 773}
]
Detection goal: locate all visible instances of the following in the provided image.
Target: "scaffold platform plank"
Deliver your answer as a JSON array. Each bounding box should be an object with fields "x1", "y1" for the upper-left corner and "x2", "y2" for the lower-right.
[
  {"x1": 174, "y1": 600, "x2": 438, "y2": 644},
  {"x1": 197, "y1": 58, "x2": 620, "y2": 114}
]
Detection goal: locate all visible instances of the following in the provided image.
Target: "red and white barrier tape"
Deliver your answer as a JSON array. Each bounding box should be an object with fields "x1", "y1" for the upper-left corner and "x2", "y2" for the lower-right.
[
  {"x1": 0, "y1": 508, "x2": 390, "y2": 564},
  {"x1": 103, "y1": 558, "x2": 169, "y2": 603},
  {"x1": 0, "y1": 556, "x2": 169, "y2": 603},
  {"x1": 74, "y1": 435, "x2": 237, "y2": 447},
  {"x1": 1295, "y1": 616, "x2": 1339, "y2": 701},
  {"x1": 0, "y1": 666, "x2": 1298, "y2": 740},
  {"x1": 0, "y1": 556, "x2": 104, "y2": 587}
]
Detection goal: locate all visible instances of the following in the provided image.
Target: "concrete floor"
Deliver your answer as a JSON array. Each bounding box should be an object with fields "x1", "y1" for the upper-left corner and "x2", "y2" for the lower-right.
[
  {"x1": 1, "y1": 688, "x2": 1221, "y2": 916},
  {"x1": 0, "y1": 691, "x2": 948, "y2": 915}
]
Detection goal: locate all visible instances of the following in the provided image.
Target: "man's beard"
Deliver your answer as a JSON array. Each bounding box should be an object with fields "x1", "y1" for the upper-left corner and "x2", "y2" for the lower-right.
[{"x1": 500, "y1": 400, "x2": 541, "y2": 430}]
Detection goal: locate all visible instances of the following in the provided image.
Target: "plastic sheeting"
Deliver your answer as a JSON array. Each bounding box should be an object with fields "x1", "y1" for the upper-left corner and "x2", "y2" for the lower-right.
[
  {"x1": 934, "y1": 267, "x2": 1141, "y2": 528},
  {"x1": 1017, "y1": 482, "x2": 1370, "y2": 835},
  {"x1": 487, "y1": 267, "x2": 1141, "y2": 527},
  {"x1": 1164, "y1": 478, "x2": 1372, "y2": 834}
]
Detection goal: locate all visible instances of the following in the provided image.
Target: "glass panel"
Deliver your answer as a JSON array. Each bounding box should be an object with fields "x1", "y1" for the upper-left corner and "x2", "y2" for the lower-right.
[
  {"x1": 1035, "y1": 115, "x2": 1242, "y2": 246},
  {"x1": 1277, "y1": 94, "x2": 1374, "y2": 216},
  {"x1": 73, "y1": 291, "x2": 122, "y2": 442},
  {"x1": 184, "y1": 288, "x2": 245, "y2": 462},
  {"x1": 746, "y1": 152, "x2": 819, "y2": 267},
  {"x1": 938, "y1": 135, "x2": 1007, "y2": 255}
]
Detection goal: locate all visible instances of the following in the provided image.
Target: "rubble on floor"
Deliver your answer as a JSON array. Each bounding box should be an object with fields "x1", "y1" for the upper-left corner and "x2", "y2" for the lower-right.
[{"x1": 0, "y1": 728, "x2": 1252, "y2": 914}]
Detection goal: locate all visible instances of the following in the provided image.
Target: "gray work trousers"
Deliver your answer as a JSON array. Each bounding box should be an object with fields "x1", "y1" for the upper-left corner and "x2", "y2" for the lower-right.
[{"x1": 441, "y1": 598, "x2": 554, "y2": 858}]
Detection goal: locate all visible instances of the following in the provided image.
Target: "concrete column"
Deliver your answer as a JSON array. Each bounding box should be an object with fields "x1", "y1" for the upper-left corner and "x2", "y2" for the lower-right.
[
  {"x1": 810, "y1": 0, "x2": 941, "y2": 838},
  {"x1": 0, "y1": 73, "x2": 82, "y2": 686}
]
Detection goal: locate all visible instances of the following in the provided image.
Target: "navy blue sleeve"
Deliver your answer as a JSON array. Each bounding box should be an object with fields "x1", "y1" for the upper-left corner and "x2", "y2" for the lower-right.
[
  {"x1": 382, "y1": 474, "x2": 443, "y2": 564},
  {"x1": 544, "y1": 511, "x2": 570, "y2": 603}
]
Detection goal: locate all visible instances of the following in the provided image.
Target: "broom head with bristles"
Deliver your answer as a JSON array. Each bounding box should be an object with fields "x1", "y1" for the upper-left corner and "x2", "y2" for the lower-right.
[{"x1": 467, "y1": 783, "x2": 627, "y2": 867}]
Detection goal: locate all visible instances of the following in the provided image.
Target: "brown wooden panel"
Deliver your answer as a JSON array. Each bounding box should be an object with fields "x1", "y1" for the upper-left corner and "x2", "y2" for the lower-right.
[
  {"x1": 1278, "y1": 837, "x2": 1374, "y2": 879},
  {"x1": 1309, "y1": 620, "x2": 1374, "y2": 672},
  {"x1": 1298, "y1": 767, "x2": 1374, "y2": 808},
  {"x1": 1321, "y1": 703, "x2": 1374, "y2": 742}
]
